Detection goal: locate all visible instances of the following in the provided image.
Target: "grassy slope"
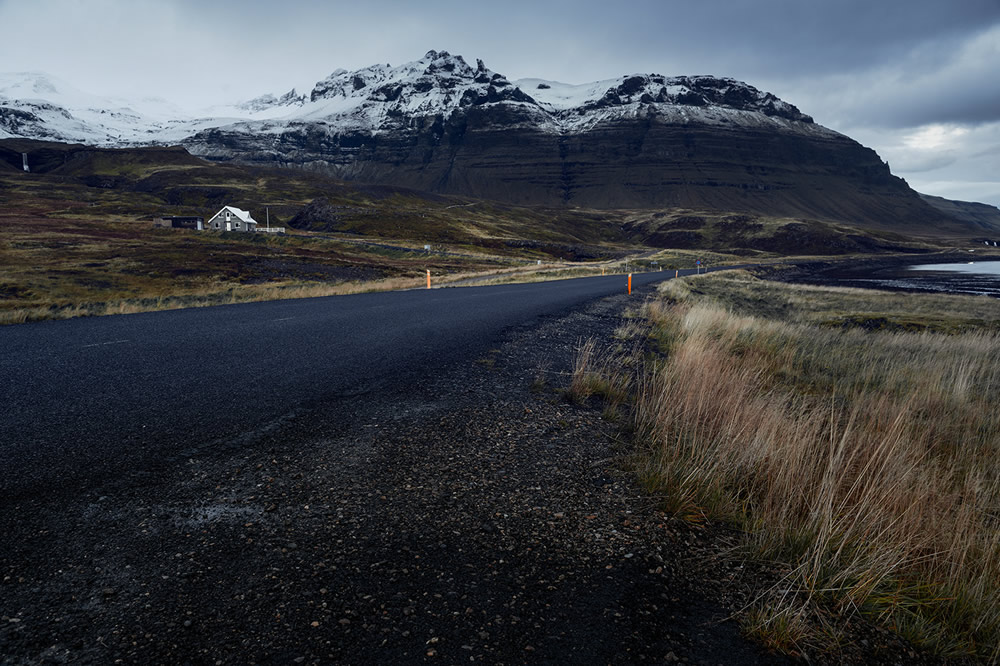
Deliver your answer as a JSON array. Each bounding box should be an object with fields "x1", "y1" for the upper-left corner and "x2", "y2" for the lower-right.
[
  {"x1": 3, "y1": 141, "x2": 631, "y2": 249},
  {"x1": 620, "y1": 209, "x2": 948, "y2": 255},
  {"x1": 921, "y1": 193, "x2": 1000, "y2": 233}
]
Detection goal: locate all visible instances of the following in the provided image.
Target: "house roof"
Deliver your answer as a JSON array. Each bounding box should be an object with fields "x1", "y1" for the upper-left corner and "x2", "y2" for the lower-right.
[{"x1": 212, "y1": 205, "x2": 257, "y2": 224}]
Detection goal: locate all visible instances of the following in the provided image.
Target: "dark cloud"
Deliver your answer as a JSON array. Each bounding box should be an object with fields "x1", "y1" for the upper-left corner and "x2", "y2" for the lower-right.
[
  {"x1": 616, "y1": 0, "x2": 1000, "y2": 79},
  {"x1": 769, "y1": 21, "x2": 1000, "y2": 131},
  {"x1": 161, "y1": 0, "x2": 1000, "y2": 86},
  {"x1": 891, "y1": 88, "x2": 1000, "y2": 128},
  {"x1": 356, "y1": 0, "x2": 1000, "y2": 83}
]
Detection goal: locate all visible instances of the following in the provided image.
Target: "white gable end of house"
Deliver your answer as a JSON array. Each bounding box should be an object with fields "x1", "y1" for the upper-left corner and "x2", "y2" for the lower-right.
[{"x1": 207, "y1": 205, "x2": 258, "y2": 231}]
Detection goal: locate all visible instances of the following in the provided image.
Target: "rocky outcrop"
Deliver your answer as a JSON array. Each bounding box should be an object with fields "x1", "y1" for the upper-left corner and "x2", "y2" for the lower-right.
[
  {"x1": 236, "y1": 89, "x2": 306, "y2": 113},
  {"x1": 288, "y1": 197, "x2": 352, "y2": 229},
  {"x1": 574, "y1": 74, "x2": 812, "y2": 123}
]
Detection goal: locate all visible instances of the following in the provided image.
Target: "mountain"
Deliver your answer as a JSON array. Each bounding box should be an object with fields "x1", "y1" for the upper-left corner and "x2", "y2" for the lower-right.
[
  {"x1": 0, "y1": 53, "x2": 986, "y2": 233},
  {"x1": 919, "y1": 194, "x2": 1000, "y2": 234},
  {"x1": 0, "y1": 72, "x2": 203, "y2": 145},
  {"x1": 177, "y1": 51, "x2": 951, "y2": 230}
]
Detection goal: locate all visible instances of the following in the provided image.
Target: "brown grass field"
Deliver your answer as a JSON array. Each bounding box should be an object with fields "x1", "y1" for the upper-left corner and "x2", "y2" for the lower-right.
[
  {"x1": 1, "y1": 203, "x2": 741, "y2": 325},
  {"x1": 572, "y1": 270, "x2": 1000, "y2": 659},
  {"x1": 0, "y1": 208, "x2": 515, "y2": 324}
]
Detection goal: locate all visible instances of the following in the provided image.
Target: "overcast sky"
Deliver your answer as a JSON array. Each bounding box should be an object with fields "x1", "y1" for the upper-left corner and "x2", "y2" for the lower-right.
[{"x1": 1, "y1": 0, "x2": 998, "y2": 206}]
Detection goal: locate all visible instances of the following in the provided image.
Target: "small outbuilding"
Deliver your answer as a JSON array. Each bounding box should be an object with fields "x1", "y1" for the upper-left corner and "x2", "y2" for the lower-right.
[
  {"x1": 154, "y1": 215, "x2": 204, "y2": 230},
  {"x1": 207, "y1": 206, "x2": 257, "y2": 232}
]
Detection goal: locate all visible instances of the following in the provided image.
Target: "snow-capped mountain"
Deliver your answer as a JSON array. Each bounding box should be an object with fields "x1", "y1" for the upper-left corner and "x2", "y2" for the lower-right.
[
  {"x1": 2, "y1": 51, "x2": 932, "y2": 225},
  {"x1": 0, "y1": 51, "x2": 832, "y2": 146},
  {"x1": 297, "y1": 53, "x2": 537, "y2": 126},
  {"x1": 196, "y1": 50, "x2": 831, "y2": 138},
  {"x1": 0, "y1": 71, "x2": 202, "y2": 144},
  {"x1": 521, "y1": 73, "x2": 817, "y2": 132}
]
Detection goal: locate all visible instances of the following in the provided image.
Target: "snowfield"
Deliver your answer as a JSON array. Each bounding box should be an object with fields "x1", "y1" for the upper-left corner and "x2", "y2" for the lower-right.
[{"x1": 0, "y1": 51, "x2": 839, "y2": 147}]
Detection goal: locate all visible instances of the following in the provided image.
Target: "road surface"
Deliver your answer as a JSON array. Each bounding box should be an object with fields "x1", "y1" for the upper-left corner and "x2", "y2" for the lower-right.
[
  {"x1": 0, "y1": 267, "x2": 802, "y2": 665},
  {"x1": 1, "y1": 271, "x2": 696, "y2": 496}
]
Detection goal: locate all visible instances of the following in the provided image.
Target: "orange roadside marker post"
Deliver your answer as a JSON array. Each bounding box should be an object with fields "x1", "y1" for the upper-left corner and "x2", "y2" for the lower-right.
[
  {"x1": 675, "y1": 269, "x2": 678, "y2": 278},
  {"x1": 426, "y1": 270, "x2": 431, "y2": 289},
  {"x1": 628, "y1": 273, "x2": 632, "y2": 294}
]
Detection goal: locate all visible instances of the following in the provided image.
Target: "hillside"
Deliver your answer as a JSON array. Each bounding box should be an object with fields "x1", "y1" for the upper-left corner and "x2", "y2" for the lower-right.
[
  {"x1": 2, "y1": 138, "x2": 959, "y2": 256},
  {"x1": 0, "y1": 138, "x2": 630, "y2": 253},
  {"x1": 920, "y1": 193, "x2": 1000, "y2": 234}
]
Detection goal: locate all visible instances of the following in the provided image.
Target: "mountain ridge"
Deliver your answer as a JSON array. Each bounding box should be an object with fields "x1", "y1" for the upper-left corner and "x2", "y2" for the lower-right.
[
  {"x1": 0, "y1": 51, "x2": 987, "y2": 234},
  {"x1": 0, "y1": 51, "x2": 836, "y2": 146},
  {"x1": 176, "y1": 51, "x2": 935, "y2": 229}
]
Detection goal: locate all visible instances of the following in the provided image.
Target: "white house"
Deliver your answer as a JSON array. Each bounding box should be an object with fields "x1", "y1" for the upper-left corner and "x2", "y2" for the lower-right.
[{"x1": 206, "y1": 206, "x2": 257, "y2": 232}]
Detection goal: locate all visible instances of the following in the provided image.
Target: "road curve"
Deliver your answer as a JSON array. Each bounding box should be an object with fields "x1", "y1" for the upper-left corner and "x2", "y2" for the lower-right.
[{"x1": 1, "y1": 270, "x2": 705, "y2": 496}]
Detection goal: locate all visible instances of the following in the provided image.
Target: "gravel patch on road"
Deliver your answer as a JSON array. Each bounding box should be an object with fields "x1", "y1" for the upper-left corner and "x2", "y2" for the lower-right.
[{"x1": 1, "y1": 285, "x2": 937, "y2": 664}]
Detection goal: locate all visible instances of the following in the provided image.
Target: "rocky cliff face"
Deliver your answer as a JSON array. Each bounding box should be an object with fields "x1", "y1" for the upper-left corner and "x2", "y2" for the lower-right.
[{"x1": 180, "y1": 51, "x2": 941, "y2": 228}]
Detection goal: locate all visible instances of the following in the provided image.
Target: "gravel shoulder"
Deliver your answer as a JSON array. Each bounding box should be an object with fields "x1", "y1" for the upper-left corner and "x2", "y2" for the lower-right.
[{"x1": 0, "y1": 282, "x2": 934, "y2": 664}]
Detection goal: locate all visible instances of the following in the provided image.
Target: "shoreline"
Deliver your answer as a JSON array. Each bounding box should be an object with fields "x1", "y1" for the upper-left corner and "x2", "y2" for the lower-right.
[{"x1": 762, "y1": 252, "x2": 1000, "y2": 297}]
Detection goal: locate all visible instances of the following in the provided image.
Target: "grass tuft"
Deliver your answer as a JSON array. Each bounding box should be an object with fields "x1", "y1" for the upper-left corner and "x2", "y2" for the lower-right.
[{"x1": 567, "y1": 339, "x2": 634, "y2": 415}]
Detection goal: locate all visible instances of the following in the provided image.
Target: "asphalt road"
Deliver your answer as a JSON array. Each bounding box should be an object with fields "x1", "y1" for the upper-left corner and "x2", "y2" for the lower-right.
[
  {"x1": 1, "y1": 264, "x2": 809, "y2": 665},
  {"x1": 0, "y1": 270, "x2": 702, "y2": 497}
]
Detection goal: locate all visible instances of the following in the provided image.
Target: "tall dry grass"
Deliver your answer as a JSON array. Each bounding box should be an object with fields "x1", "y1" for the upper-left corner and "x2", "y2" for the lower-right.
[
  {"x1": 567, "y1": 338, "x2": 636, "y2": 420},
  {"x1": 590, "y1": 274, "x2": 1000, "y2": 658}
]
